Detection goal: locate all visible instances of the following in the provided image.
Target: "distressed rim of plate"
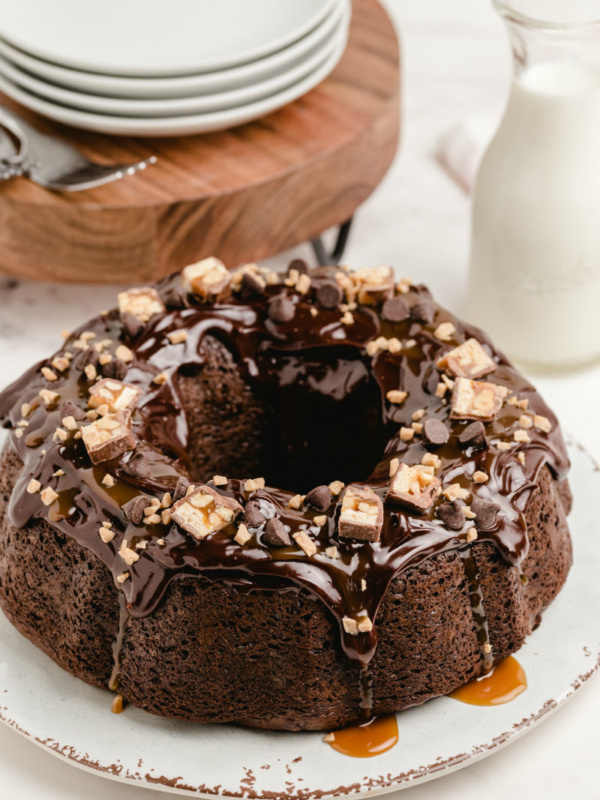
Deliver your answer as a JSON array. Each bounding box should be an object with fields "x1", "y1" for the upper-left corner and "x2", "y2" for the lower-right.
[{"x1": 0, "y1": 435, "x2": 599, "y2": 798}]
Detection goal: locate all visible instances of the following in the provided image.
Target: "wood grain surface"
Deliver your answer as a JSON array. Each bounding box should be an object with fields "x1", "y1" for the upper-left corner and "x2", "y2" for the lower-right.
[{"x1": 0, "y1": 0, "x2": 400, "y2": 285}]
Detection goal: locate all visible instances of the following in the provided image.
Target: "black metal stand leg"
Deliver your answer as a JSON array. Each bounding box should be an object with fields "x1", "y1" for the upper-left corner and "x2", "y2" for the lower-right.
[{"x1": 311, "y1": 216, "x2": 354, "y2": 267}]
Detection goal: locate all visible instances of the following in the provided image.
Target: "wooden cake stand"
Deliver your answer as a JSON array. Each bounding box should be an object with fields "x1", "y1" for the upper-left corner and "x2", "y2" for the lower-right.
[{"x1": 0, "y1": 0, "x2": 400, "y2": 285}]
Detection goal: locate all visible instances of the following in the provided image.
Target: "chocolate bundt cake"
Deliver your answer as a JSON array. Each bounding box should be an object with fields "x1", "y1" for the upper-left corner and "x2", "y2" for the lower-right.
[{"x1": 0, "y1": 259, "x2": 572, "y2": 731}]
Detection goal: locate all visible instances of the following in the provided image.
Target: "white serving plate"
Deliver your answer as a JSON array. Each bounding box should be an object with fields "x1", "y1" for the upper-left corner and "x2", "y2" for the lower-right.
[
  {"x1": 0, "y1": 436, "x2": 598, "y2": 798},
  {"x1": 0, "y1": 0, "x2": 346, "y2": 100},
  {"x1": 0, "y1": 0, "x2": 338, "y2": 77},
  {"x1": 0, "y1": 17, "x2": 344, "y2": 118},
  {"x1": 0, "y1": 14, "x2": 349, "y2": 136}
]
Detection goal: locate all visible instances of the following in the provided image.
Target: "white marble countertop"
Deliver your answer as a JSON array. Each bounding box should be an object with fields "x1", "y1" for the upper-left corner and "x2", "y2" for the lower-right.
[{"x1": 1, "y1": 0, "x2": 599, "y2": 797}]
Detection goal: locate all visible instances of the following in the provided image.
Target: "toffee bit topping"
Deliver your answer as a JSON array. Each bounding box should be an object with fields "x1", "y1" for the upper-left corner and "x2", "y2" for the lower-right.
[
  {"x1": 340, "y1": 310, "x2": 354, "y2": 326},
  {"x1": 472, "y1": 470, "x2": 489, "y2": 484},
  {"x1": 244, "y1": 478, "x2": 260, "y2": 494},
  {"x1": 102, "y1": 474, "x2": 116, "y2": 488},
  {"x1": 263, "y1": 518, "x2": 291, "y2": 547},
  {"x1": 316, "y1": 281, "x2": 343, "y2": 310},
  {"x1": 27, "y1": 479, "x2": 41, "y2": 494},
  {"x1": 386, "y1": 390, "x2": 407, "y2": 404},
  {"x1": 496, "y1": 441, "x2": 512, "y2": 451},
  {"x1": 514, "y1": 429, "x2": 530, "y2": 443},
  {"x1": 421, "y1": 452, "x2": 441, "y2": 470},
  {"x1": 40, "y1": 388, "x2": 59, "y2": 405},
  {"x1": 99, "y1": 523, "x2": 115, "y2": 544},
  {"x1": 328, "y1": 480, "x2": 345, "y2": 497},
  {"x1": 382, "y1": 296, "x2": 410, "y2": 322},
  {"x1": 437, "y1": 338, "x2": 496, "y2": 379},
  {"x1": 435, "y1": 381, "x2": 448, "y2": 398},
  {"x1": 389, "y1": 457, "x2": 399, "y2": 476},
  {"x1": 396, "y1": 277, "x2": 412, "y2": 295},
  {"x1": 325, "y1": 545, "x2": 339, "y2": 559},
  {"x1": 81, "y1": 410, "x2": 136, "y2": 465},
  {"x1": 517, "y1": 452, "x2": 526, "y2": 466},
  {"x1": 84, "y1": 364, "x2": 98, "y2": 381},
  {"x1": 519, "y1": 415, "x2": 533, "y2": 429},
  {"x1": 292, "y1": 530, "x2": 317, "y2": 557},
  {"x1": 171, "y1": 485, "x2": 242, "y2": 542},
  {"x1": 152, "y1": 372, "x2": 169, "y2": 386},
  {"x1": 450, "y1": 377, "x2": 508, "y2": 422},
  {"x1": 182, "y1": 257, "x2": 232, "y2": 302},
  {"x1": 116, "y1": 572, "x2": 130, "y2": 584},
  {"x1": 40, "y1": 487, "x2": 59, "y2": 506},
  {"x1": 118, "y1": 287, "x2": 165, "y2": 323},
  {"x1": 387, "y1": 463, "x2": 441, "y2": 512},
  {"x1": 471, "y1": 498, "x2": 500, "y2": 529},
  {"x1": 52, "y1": 356, "x2": 70, "y2": 373},
  {"x1": 313, "y1": 515, "x2": 327, "y2": 527},
  {"x1": 433, "y1": 321, "x2": 456, "y2": 341},
  {"x1": 243, "y1": 500, "x2": 266, "y2": 528},
  {"x1": 458, "y1": 420, "x2": 487, "y2": 448},
  {"x1": 339, "y1": 485, "x2": 384, "y2": 542},
  {"x1": 442, "y1": 483, "x2": 470, "y2": 502},
  {"x1": 41, "y1": 367, "x2": 58, "y2": 382},
  {"x1": 288, "y1": 494, "x2": 304, "y2": 510},
  {"x1": 115, "y1": 345, "x2": 133, "y2": 363},
  {"x1": 61, "y1": 415, "x2": 78, "y2": 431},
  {"x1": 234, "y1": 523, "x2": 252, "y2": 546},
  {"x1": 465, "y1": 529, "x2": 478, "y2": 543},
  {"x1": 354, "y1": 266, "x2": 395, "y2": 306},
  {"x1": 343, "y1": 616, "x2": 373, "y2": 636},
  {"x1": 268, "y1": 295, "x2": 295, "y2": 324},
  {"x1": 89, "y1": 379, "x2": 143, "y2": 414},
  {"x1": 167, "y1": 330, "x2": 188, "y2": 345},
  {"x1": 534, "y1": 414, "x2": 552, "y2": 433},
  {"x1": 438, "y1": 501, "x2": 465, "y2": 531},
  {"x1": 305, "y1": 485, "x2": 332, "y2": 512},
  {"x1": 119, "y1": 538, "x2": 140, "y2": 566},
  {"x1": 422, "y1": 418, "x2": 449, "y2": 446},
  {"x1": 212, "y1": 475, "x2": 228, "y2": 486},
  {"x1": 400, "y1": 426, "x2": 415, "y2": 442}
]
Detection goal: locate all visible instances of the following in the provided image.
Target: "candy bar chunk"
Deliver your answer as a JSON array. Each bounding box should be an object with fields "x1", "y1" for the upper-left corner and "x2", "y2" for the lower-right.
[
  {"x1": 450, "y1": 377, "x2": 508, "y2": 422},
  {"x1": 88, "y1": 379, "x2": 143, "y2": 414},
  {"x1": 339, "y1": 485, "x2": 383, "y2": 542},
  {"x1": 387, "y1": 463, "x2": 441, "y2": 512},
  {"x1": 182, "y1": 257, "x2": 232, "y2": 302},
  {"x1": 81, "y1": 411, "x2": 135, "y2": 465},
  {"x1": 437, "y1": 338, "x2": 496, "y2": 379},
  {"x1": 171, "y1": 485, "x2": 242, "y2": 541},
  {"x1": 118, "y1": 287, "x2": 165, "y2": 323},
  {"x1": 355, "y1": 266, "x2": 395, "y2": 306}
]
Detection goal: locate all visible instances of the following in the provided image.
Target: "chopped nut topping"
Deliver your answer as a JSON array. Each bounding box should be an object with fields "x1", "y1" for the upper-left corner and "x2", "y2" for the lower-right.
[
  {"x1": 343, "y1": 617, "x2": 358, "y2": 635},
  {"x1": 465, "y1": 529, "x2": 478, "y2": 543},
  {"x1": 514, "y1": 429, "x2": 530, "y2": 443},
  {"x1": 358, "y1": 617, "x2": 373, "y2": 633},
  {"x1": 400, "y1": 426, "x2": 415, "y2": 442},
  {"x1": 171, "y1": 485, "x2": 242, "y2": 541},
  {"x1": 433, "y1": 322, "x2": 456, "y2": 341},
  {"x1": 533, "y1": 415, "x2": 552, "y2": 433},
  {"x1": 118, "y1": 287, "x2": 165, "y2": 322},
  {"x1": 293, "y1": 530, "x2": 317, "y2": 557},
  {"x1": 27, "y1": 479, "x2": 41, "y2": 494},
  {"x1": 411, "y1": 408, "x2": 426, "y2": 422},
  {"x1": 288, "y1": 494, "x2": 304, "y2": 510},
  {"x1": 313, "y1": 515, "x2": 327, "y2": 527},
  {"x1": 389, "y1": 457, "x2": 400, "y2": 476},
  {"x1": 152, "y1": 371, "x2": 168, "y2": 386},
  {"x1": 161, "y1": 509, "x2": 172, "y2": 525},
  {"x1": 234, "y1": 523, "x2": 251, "y2": 545},
  {"x1": 437, "y1": 338, "x2": 496, "y2": 379},
  {"x1": 182, "y1": 257, "x2": 232, "y2": 302},
  {"x1": 496, "y1": 441, "x2": 512, "y2": 451},
  {"x1": 213, "y1": 475, "x2": 228, "y2": 486},
  {"x1": 81, "y1": 410, "x2": 136, "y2": 465},
  {"x1": 52, "y1": 469, "x2": 64, "y2": 477},
  {"x1": 450, "y1": 377, "x2": 508, "y2": 422},
  {"x1": 296, "y1": 273, "x2": 312, "y2": 295},
  {"x1": 115, "y1": 345, "x2": 133, "y2": 363},
  {"x1": 387, "y1": 463, "x2": 441, "y2": 512},
  {"x1": 244, "y1": 478, "x2": 260, "y2": 493},
  {"x1": 519, "y1": 415, "x2": 533, "y2": 429},
  {"x1": 473, "y1": 471, "x2": 489, "y2": 484},
  {"x1": 386, "y1": 390, "x2": 407, "y2": 405},
  {"x1": 354, "y1": 266, "x2": 394, "y2": 305},
  {"x1": 396, "y1": 278, "x2": 412, "y2": 294},
  {"x1": 325, "y1": 546, "x2": 339, "y2": 559},
  {"x1": 14, "y1": 429, "x2": 23, "y2": 439},
  {"x1": 53, "y1": 428, "x2": 68, "y2": 442},
  {"x1": 99, "y1": 524, "x2": 115, "y2": 544},
  {"x1": 435, "y1": 382, "x2": 448, "y2": 398},
  {"x1": 167, "y1": 330, "x2": 188, "y2": 345},
  {"x1": 102, "y1": 474, "x2": 116, "y2": 488},
  {"x1": 412, "y1": 422, "x2": 423, "y2": 434},
  {"x1": 84, "y1": 364, "x2": 97, "y2": 381},
  {"x1": 421, "y1": 453, "x2": 441, "y2": 470},
  {"x1": 340, "y1": 311, "x2": 354, "y2": 326},
  {"x1": 52, "y1": 356, "x2": 70, "y2": 373},
  {"x1": 116, "y1": 572, "x2": 130, "y2": 584},
  {"x1": 40, "y1": 487, "x2": 59, "y2": 506},
  {"x1": 339, "y1": 485, "x2": 383, "y2": 542},
  {"x1": 463, "y1": 507, "x2": 477, "y2": 520},
  {"x1": 89, "y1": 378, "x2": 143, "y2": 414},
  {"x1": 517, "y1": 452, "x2": 526, "y2": 466},
  {"x1": 442, "y1": 483, "x2": 470, "y2": 502},
  {"x1": 328, "y1": 480, "x2": 345, "y2": 497},
  {"x1": 41, "y1": 367, "x2": 57, "y2": 382},
  {"x1": 61, "y1": 415, "x2": 78, "y2": 431}
]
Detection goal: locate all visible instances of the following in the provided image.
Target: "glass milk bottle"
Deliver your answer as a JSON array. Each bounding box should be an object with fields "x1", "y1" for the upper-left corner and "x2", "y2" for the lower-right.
[{"x1": 467, "y1": 1, "x2": 600, "y2": 369}]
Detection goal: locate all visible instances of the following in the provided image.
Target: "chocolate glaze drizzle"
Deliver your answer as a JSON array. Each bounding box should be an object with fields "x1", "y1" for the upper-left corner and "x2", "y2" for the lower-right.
[{"x1": 0, "y1": 269, "x2": 569, "y2": 683}]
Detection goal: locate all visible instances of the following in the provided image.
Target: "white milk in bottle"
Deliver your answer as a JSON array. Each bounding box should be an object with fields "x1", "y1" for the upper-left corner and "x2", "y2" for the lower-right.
[{"x1": 467, "y1": 1, "x2": 600, "y2": 369}]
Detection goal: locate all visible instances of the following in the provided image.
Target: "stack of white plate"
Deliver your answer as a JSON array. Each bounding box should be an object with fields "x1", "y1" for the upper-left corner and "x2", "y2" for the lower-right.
[{"x1": 0, "y1": 0, "x2": 350, "y2": 136}]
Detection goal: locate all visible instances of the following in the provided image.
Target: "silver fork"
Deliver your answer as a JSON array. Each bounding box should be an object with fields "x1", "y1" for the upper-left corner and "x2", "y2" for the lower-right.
[{"x1": 0, "y1": 106, "x2": 156, "y2": 191}]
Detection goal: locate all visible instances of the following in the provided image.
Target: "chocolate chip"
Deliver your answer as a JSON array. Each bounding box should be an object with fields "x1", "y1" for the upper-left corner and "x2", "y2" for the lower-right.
[
  {"x1": 437, "y1": 501, "x2": 465, "y2": 531},
  {"x1": 59, "y1": 399, "x2": 86, "y2": 422},
  {"x1": 268, "y1": 296, "x2": 295, "y2": 324},
  {"x1": 382, "y1": 297, "x2": 410, "y2": 323},
  {"x1": 173, "y1": 476, "x2": 191, "y2": 504},
  {"x1": 423, "y1": 418, "x2": 449, "y2": 446},
  {"x1": 316, "y1": 281, "x2": 343, "y2": 310},
  {"x1": 305, "y1": 485, "x2": 332, "y2": 511},
  {"x1": 411, "y1": 301, "x2": 436, "y2": 325},
  {"x1": 122, "y1": 495, "x2": 150, "y2": 526},
  {"x1": 471, "y1": 498, "x2": 500, "y2": 530},
  {"x1": 263, "y1": 518, "x2": 291, "y2": 547},
  {"x1": 288, "y1": 258, "x2": 310, "y2": 275},
  {"x1": 102, "y1": 359, "x2": 128, "y2": 381},
  {"x1": 122, "y1": 452, "x2": 151, "y2": 478},
  {"x1": 240, "y1": 272, "x2": 265, "y2": 299},
  {"x1": 76, "y1": 347, "x2": 99, "y2": 370},
  {"x1": 458, "y1": 421, "x2": 487, "y2": 448},
  {"x1": 164, "y1": 287, "x2": 191, "y2": 310},
  {"x1": 243, "y1": 500, "x2": 266, "y2": 528},
  {"x1": 121, "y1": 312, "x2": 145, "y2": 340}
]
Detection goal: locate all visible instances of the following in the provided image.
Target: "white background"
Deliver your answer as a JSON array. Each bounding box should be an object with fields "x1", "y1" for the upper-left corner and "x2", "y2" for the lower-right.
[{"x1": 1, "y1": 1, "x2": 599, "y2": 797}]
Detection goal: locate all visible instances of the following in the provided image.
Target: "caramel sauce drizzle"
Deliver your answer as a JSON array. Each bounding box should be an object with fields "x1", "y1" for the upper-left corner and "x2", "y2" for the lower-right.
[
  {"x1": 450, "y1": 656, "x2": 527, "y2": 706},
  {"x1": 325, "y1": 715, "x2": 399, "y2": 758}
]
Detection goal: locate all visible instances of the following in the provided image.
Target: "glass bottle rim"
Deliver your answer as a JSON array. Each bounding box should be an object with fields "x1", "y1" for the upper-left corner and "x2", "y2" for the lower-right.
[{"x1": 493, "y1": 0, "x2": 600, "y2": 33}]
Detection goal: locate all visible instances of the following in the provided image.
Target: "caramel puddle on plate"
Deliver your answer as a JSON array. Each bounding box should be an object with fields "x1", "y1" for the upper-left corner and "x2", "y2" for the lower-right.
[
  {"x1": 450, "y1": 656, "x2": 527, "y2": 706},
  {"x1": 325, "y1": 715, "x2": 399, "y2": 758}
]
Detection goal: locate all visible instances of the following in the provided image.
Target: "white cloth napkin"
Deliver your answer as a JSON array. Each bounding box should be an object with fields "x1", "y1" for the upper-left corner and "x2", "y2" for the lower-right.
[{"x1": 435, "y1": 118, "x2": 497, "y2": 194}]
